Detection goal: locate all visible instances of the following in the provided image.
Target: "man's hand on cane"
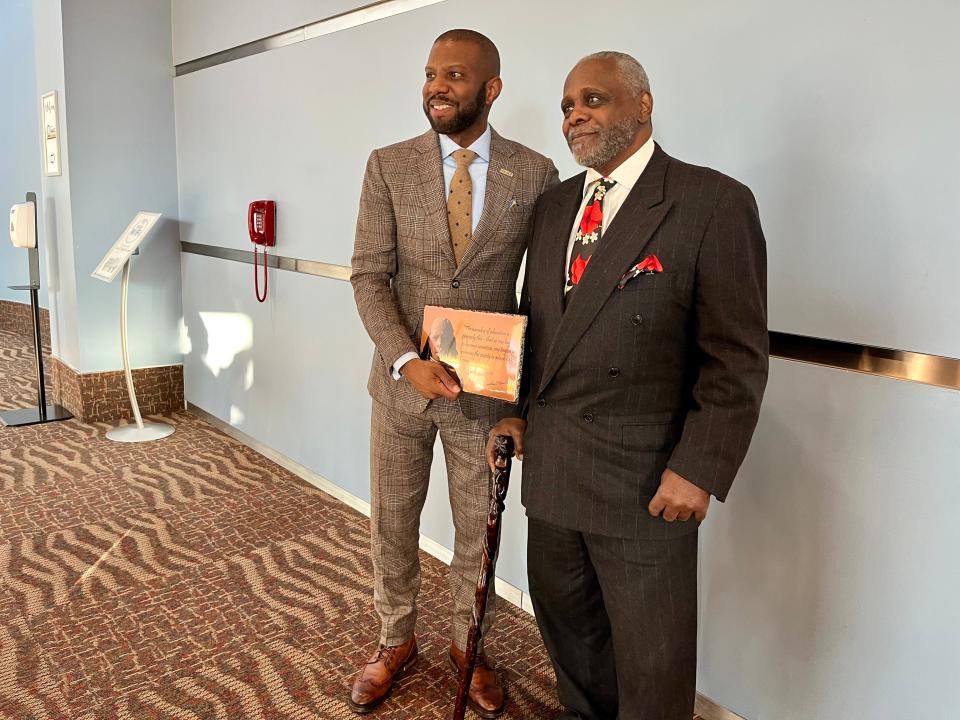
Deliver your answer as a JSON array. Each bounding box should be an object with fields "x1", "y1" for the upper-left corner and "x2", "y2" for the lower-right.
[{"x1": 485, "y1": 418, "x2": 526, "y2": 472}]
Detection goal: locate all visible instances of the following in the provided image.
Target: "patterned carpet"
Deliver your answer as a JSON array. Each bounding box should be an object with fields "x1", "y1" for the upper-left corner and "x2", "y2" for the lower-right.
[{"x1": 0, "y1": 327, "x2": 563, "y2": 719}]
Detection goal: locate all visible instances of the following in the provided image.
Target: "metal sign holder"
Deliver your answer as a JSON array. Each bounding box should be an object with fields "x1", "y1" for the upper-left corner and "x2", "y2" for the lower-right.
[
  {"x1": 104, "y1": 248, "x2": 174, "y2": 443},
  {"x1": 91, "y1": 212, "x2": 174, "y2": 443}
]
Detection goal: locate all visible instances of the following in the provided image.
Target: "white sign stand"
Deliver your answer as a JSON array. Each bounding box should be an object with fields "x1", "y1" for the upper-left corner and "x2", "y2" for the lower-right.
[{"x1": 92, "y1": 212, "x2": 174, "y2": 443}]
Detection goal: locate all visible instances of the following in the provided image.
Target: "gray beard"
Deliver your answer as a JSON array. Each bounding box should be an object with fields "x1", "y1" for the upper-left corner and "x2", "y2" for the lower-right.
[{"x1": 568, "y1": 117, "x2": 638, "y2": 170}]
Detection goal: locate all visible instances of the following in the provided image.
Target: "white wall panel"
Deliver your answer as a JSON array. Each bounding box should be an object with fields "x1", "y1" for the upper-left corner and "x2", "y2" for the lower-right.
[
  {"x1": 0, "y1": 0, "x2": 48, "y2": 308},
  {"x1": 175, "y1": 0, "x2": 960, "y2": 356},
  {"x1": 32, "y1": 0, "x2": 80, "y2": 366},
  {"x1": 182, "y1": 253, "x2": 370, "y2": 497},
  {"x1": 174, "y1": 2, "x2": 960, "y2": 715},
  {"x1": 181, "y1": 251, "x2": 531, "y2": 590},
  {"x1": 60, "y1": 0, "x2": 182, "y2": 373},
  {"x1": 698, "y1": 359, "x2": 960, "y2": 719},
  {"x1": 172, "y1": 0, "x2": 377, "y2": 64}
]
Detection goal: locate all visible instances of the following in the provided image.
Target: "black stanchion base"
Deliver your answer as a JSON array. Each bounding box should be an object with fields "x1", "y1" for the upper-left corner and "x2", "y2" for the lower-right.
[{"x1": 0, "y1": 405, "x2": 73, "y2": 428}]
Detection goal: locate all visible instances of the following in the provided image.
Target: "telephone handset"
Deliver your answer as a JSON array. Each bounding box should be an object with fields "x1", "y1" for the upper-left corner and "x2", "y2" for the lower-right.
[{"x1": 247, "y1": 200, "x2": 276, "y2": 302}]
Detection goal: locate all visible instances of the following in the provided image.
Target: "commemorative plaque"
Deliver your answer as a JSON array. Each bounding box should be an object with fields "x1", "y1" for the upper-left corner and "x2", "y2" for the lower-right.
[{"x1": 420, "y1": 306, "x2": 527, "y2": 403}]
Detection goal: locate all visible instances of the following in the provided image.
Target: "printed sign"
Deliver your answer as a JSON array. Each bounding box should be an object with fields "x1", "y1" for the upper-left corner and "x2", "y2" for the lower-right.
[{"x1": 91, "y1": 212, "x2": 162, "y2": 282}]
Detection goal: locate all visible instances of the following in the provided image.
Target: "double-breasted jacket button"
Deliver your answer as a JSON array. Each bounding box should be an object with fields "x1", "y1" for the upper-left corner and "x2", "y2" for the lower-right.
[
  {"x1": 537, "y1": 398, "x2": 546, "y2": 408},
  {"x1": 451, "y1": 279, "x2": 460, "y2": 289},
  {"x1": 608, "y1": 367, "x2": 621, "y2": 377},
  {"x1": 583, "y1": 411, "x2": 594, "y2": 423},
  {"x1": 632, "y1": 314, "x2": 642, "y2": 326}
]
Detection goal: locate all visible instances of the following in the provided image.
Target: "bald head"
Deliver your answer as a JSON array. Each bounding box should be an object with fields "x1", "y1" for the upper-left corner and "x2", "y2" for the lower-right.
[
  {"x1": 433, "y1": 29, "x2": 500, "y2": 78},
  {"x1": 423, "y1": 29, "x2": 503, "y2": 145}
]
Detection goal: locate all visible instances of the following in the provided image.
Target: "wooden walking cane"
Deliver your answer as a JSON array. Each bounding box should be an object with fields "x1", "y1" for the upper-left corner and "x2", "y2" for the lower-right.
[{"x1": 452, "y1": 435, "x2": 514, "y2": 720}]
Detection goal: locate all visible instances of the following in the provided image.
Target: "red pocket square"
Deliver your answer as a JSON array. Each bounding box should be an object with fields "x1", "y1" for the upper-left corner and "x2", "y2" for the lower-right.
[
  {"x1": 635, "y1": 255, "x2": 663, "y2": 274},
  {"x1": 618, "y1": 255, "x2": 663, "y2": 289}
]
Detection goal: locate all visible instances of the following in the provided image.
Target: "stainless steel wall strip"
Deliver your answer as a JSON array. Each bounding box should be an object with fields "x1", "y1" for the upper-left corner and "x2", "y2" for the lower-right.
[
  {"x1": 175, "y1": 0, "x2": 447, "y2": 76},
  {"x1": 180, "y1": 242, "x2": 960, "y2": 390},
  {"x1": 180, "y1": 242, "x2": 351, "y2": 281},
  {"x1": 175, "y1": 29, "x2": 305, "y2": 76},
  {"x1": 769, "y1": 332, "x2": 960, "y2": 390}
]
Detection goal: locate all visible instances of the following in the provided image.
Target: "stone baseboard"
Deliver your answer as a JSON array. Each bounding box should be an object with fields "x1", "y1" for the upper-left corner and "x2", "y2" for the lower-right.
[
  {"x1": 0, "y1": 299, "x2": 51, "y2": 349},
  {"x1": 48, "y1": 356, "x2": 184, "y2": 424}
]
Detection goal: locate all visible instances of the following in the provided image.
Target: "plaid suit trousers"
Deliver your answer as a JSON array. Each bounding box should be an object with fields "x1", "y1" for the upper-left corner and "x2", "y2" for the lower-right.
[{"x1": 370, "y1": 398, "x2": 495, "y2": 650}]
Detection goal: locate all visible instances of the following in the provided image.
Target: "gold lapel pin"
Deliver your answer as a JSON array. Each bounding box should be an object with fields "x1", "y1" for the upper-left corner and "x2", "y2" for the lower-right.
[{"x1": 499, "y1": 168, "x2": 514, "y2": 177}]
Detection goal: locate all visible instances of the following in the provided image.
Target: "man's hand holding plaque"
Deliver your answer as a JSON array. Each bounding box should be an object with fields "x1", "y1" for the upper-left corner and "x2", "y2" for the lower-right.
[
  {"x1": 399, "y1": 358, "x2": 462, "y2": 401},
  {"x1": 419, "y1": 306, "x2": 527, "y2": 402}
]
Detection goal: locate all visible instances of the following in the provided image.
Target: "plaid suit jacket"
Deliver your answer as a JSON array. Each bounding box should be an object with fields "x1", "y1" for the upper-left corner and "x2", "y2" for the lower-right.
[
  {"x1": 351, "y1": 128, "x2": 559, "y2": 425},
  {"x1": 518, "y1": 144, "x2": 769, "y2": 539}
]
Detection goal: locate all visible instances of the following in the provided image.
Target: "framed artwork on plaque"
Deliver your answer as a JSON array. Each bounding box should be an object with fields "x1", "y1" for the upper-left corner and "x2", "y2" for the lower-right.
[{"x1": 40, "y1": 91, "x2": 61, "y2": 177}]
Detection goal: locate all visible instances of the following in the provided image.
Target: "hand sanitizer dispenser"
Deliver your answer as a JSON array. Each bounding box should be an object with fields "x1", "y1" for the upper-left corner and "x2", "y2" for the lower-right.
[
  {"x1": 1, "y1": 193, "x2": 72, "y2": 428},
  {"x1": 9, "y1": 201, "x2": 37, "y2": 249}
]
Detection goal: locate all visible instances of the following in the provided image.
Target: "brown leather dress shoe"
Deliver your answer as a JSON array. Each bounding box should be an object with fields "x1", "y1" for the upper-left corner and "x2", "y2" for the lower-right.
[
  {"x1": 347, "y1": 636, "x2": 418, "y2": 714},
  {"x1": 448, "y1": 643, "x2": 507, "y2": 718}
]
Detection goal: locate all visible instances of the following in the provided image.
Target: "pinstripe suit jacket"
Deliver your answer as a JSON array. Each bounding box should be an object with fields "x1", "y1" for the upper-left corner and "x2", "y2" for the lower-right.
[
  {"x1": 519, "y1": 144, "x2": 769, "y2": 539},
  {"x1": 351, "y1": 128, "x2": 559, "y2": 425}
]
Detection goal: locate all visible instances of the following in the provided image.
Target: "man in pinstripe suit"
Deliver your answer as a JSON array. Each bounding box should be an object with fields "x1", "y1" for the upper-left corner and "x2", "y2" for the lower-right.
[
  {"x1": 348, "y1": 29, "x2": 558, "y2": 716},
  {"x1": 488, "y1": 52, "x2": 768, "y2": 719}
]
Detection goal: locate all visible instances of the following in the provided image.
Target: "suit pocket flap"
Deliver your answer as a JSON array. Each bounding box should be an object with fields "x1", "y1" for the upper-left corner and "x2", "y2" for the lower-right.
[
  {"x1": 619, "y1": 271, "x2": 678, "y2": 291},
  {"x1": 622, "y1": 422, "x2": 676, "y2": 451}
]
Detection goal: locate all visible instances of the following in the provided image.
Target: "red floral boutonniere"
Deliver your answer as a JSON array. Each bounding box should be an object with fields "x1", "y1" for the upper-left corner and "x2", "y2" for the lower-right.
[{"x1": 618, "y1": 254, "x2": 663, "y2": 289}]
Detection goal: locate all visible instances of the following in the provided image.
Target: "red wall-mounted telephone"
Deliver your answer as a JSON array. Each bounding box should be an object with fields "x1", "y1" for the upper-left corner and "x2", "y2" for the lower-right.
[{"x1": 248, "y1": 200, "x2": 276, "y2": 302}]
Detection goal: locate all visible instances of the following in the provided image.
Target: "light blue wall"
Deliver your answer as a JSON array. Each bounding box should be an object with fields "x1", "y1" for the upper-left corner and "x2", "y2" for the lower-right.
[
  {"x1": 28, "y1": 0, "x2": 182, "y2": 372},
  {"x1": 171, "y1": 0, "x2": 375, "y2": 65},
  {"x1": 172, "y1": 2, "x2": 960, "y2": 717},
  {"x1": 60, "y1": 0, "x2": 182, "y2": 373},
  {"x1": 699, "y1": 360, "x2": 960, "y2": 720},
  {"x1": 0, "y1": 0, "x2": 48, "y2": 308},
  {"x1": 174, "y1": 0, "x2": 960, "y2": 357}
]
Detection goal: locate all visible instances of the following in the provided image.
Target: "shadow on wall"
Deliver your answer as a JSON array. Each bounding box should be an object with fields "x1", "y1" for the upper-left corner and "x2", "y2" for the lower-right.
[
  {"x1": 181, "y1": 304, "x2": 255, "y2": 428},
  {"x1": 178, "y1": 218, "x2": 256, "y2": 427},
  {"x1": 40, "y1": 196, "x2": 60, "y2": 353},
  {"x1": 40, "y1": 196, "x2": 59, "y2": 294}
]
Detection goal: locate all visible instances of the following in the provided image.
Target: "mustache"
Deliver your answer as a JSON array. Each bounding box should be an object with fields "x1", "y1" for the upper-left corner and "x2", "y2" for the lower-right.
[
  {"x1": 566, "y1": 128, "x2": 597, "y2": 142},
  {"x1": 427, "y1": 94, "x2": 458, "y2": 106}
]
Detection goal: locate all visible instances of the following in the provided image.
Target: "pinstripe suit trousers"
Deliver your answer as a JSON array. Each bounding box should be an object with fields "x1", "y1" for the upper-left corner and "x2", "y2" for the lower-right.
[{"x1": 528, "y1": 518, "x2": 698, "y2": 720}]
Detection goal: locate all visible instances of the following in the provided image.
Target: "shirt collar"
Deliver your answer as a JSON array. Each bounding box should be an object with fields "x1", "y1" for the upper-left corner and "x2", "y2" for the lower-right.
[
  {"x1": 439, "y1": 125, "x2": 492, "y2": 162},
  {"x1": 583, "y1": 136, "x2": 655, "y2": 196}
]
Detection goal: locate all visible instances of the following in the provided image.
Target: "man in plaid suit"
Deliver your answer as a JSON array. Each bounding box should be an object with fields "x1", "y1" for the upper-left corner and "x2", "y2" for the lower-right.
[{"x1": 348, "y1": 29, "x2": 558, "y2": 716}]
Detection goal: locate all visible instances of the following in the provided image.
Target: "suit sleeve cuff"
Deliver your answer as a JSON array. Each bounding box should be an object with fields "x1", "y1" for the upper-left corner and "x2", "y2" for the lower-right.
[{"x1": 391, "y1": 352, "x2": 419, "y2": 380}]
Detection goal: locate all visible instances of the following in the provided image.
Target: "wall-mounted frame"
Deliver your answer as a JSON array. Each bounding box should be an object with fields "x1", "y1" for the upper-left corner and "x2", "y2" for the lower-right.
[{"x1": 40, "y1": 90, "x2": 61, "y2": 176}]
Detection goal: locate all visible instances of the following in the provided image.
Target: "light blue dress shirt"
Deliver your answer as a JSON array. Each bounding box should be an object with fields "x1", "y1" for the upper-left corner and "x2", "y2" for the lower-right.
[{"x1": 391, "y1": 126, "x2": 492, "y2": 378}]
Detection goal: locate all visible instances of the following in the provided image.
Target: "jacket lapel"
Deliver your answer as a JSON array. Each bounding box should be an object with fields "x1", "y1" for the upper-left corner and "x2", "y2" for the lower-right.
[
  {"x1": 413, "y1": 130, "x2": 455, "y2": 268},
  {"x1": 458, "y1": 128, "x2": 517, "y2": 270},
  {"x1": 538, "y1": 145, "x2": 673, "y2": 395},
  {"x1": 539, "y1": 174, "x2": 587, "y2": 343}
]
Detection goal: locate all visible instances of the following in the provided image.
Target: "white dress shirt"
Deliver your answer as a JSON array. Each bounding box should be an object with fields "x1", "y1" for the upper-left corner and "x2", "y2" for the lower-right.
[
  {"x1": 392, "y1": 126, "x2": 493, "y2": 379},
  {"x1": 565, "y1": 136, "x2": 655, "y2": 281}
]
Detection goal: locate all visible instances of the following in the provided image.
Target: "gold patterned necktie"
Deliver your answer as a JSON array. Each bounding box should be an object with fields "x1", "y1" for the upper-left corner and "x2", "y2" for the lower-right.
[{"x1": 447, "y1": 148, "x2": 478, "y2": 265}]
